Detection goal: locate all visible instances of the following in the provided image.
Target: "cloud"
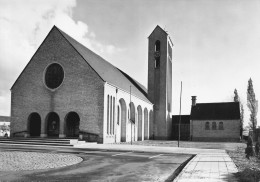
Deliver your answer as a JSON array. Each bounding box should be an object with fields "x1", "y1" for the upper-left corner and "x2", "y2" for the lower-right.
[{"x1": 0, "y1": 0, "x2": 122, "y2": 115}]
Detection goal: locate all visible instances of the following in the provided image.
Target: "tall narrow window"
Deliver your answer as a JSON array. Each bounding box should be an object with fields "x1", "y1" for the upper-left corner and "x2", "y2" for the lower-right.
[
  {"x1": 117, "y1": 105, "x2": 120, "y2": 125},
  {"x1": 205, "y1": 122, "x2": 210, "y2": 130},
  {"x1": 110, "y1": 96, "x2": 112, "y2": 134},
  {"x1": 155, "y1": 59, "x2": 160, "y2": 68},
  {"x1": 112, "y1": 97, "x2": 115, "y2": 134},
  {"x1": 107, "y1": 95, "x2": 110, "y2": 134},
  {"x1": 212, "y1": 122, "x2": 217, "y2": 130},
  {"x1": 219, "y1": 122, "x2": 224, "y2": 130},
  {"x1": 154, "y1": 40, "x2": 160, "y2": 69},
  {"x1": 155, "y1": 40, "x2": 160, "y2": 51}
]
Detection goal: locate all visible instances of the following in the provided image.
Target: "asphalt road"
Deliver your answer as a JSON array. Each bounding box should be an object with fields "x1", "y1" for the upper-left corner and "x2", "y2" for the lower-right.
[{"x1": 0, "y1": 146, "x2": 192, "y2": 182}]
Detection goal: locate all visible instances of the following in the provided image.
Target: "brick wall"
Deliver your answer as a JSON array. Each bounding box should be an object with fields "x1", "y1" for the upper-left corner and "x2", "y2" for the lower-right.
[
  {"x1": 11, "y1": 27, "x2": 105, "y2": 142},
  {"x1": 190, "y1": 119, "x2": 240, "y2": 142}
]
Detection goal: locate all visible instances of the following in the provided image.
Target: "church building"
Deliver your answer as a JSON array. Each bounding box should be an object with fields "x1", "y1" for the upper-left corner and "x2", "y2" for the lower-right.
[{"x1": 10, "y1": 25, "x2": 173, "y2": 143}]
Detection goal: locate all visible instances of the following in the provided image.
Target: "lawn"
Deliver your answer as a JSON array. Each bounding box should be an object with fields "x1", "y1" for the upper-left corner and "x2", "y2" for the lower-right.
[
  {"x1": 120, "y1": 140, "x2": 246, "y2": 150},
  {"x1": 227, "y1": 145, "x2": 260, "y2": 182}
]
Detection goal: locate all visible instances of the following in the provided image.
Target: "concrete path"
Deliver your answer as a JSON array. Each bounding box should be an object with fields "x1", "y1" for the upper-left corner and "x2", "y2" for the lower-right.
[
  {"x1": 174, "y1": 152, "x2": 238, "y2": 182},
  {"x1": 75, "y1": 144, "x2": 238, "y2": 181}
]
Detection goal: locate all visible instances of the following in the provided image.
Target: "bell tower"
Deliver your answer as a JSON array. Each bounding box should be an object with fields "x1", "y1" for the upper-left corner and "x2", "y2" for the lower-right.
[{"x1": 147, "y1": 25, "x2": 173, "y2": 140}]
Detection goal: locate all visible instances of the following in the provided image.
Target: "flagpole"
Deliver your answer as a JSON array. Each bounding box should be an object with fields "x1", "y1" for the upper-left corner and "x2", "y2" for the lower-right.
[
  {"x1": 130, "y1": 85, "x2": 132, "y2": 145},
  {"x1": 178, "y1": 81, "x2": 182, "y2": 147}
]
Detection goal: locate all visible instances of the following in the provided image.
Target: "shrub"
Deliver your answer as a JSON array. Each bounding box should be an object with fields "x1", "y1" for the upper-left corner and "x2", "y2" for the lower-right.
[
  {"x1": 255, "y1": 142, "x2": 260, "y2": 157},
  {"x1": 245, "y1": 136, "x2": 254, "y2": 159}
]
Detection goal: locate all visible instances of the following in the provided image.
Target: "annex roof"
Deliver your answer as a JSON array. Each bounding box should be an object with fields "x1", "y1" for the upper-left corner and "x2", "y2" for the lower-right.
[{"x1": 190, "y1": 102, "x2": 240, "y2": 120}]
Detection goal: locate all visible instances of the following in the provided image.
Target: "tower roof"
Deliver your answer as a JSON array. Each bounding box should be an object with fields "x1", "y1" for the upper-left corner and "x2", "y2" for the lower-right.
[
  {"x1": 148, "y1": 25, "x2": 174, "y2": 46},
  {"x1": 148, "y1": 25, "x2": 168, "y2": 38}
]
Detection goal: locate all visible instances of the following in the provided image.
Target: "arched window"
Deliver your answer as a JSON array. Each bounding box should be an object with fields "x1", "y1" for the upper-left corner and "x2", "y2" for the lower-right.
[
  {"x1": 205, "y1": 122, "x2": 210, "y2": 130},
  {"x1": 155, "y1": 40, "x2": 160, "y2": 51},
  {"x1": 219, "y1": 122, "x2": 224, "y2": 130},
  {"x1": 212, "y1": 122, "x2": 217, "y2": 130}
]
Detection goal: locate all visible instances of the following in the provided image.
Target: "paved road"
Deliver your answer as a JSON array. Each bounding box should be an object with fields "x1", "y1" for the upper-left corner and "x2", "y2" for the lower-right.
[{"x1": 0, "y1": 146, "x2": 192, "y2": 181}]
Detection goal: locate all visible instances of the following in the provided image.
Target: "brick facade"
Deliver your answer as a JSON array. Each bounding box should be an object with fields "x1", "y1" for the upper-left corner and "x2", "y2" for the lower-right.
[
  {"x1": 190, "y1": 119, "x2": 240, "y2": 142},
  {"x1": 11, "y1": 27, "x2": 105, "y2": 142}
]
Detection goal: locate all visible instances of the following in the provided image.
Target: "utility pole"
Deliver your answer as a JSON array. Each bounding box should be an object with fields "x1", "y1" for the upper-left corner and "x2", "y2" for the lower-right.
[{"x1": 178, "y1": 81, "x2": 182, "y2": 147}]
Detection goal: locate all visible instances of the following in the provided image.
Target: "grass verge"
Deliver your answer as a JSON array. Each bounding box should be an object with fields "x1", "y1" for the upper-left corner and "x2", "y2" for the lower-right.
[{"x1": 227, "y1": 146, "x2": 260, "y2": 182}]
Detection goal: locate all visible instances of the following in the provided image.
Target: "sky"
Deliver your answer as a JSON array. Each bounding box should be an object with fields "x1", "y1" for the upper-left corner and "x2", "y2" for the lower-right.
[{"x1": 0, "y1": 0, "x2": 260, "y2": 127}]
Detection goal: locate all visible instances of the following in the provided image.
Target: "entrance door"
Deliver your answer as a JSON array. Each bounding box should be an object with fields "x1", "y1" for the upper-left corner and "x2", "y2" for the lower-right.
[
  {"x1": 46, "y1": 112, "x2": 60, "y2": 137},
  {"x1": 66, "y1": 112, "x2": 80, "y2": 137},
  {"x1": 28, "y1": 113, "x2": 41, "y2": 137}
]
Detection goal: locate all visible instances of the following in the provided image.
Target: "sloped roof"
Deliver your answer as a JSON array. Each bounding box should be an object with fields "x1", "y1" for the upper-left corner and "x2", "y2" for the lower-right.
[
  {"x1": 190, "y1": 102, "x2": 240, "y2": 120},
  {"x1": 172, "y1": 115, "x2": 190, "y2": 124},
  {"x1": 56, "y1": 27, "x2": 151, "y2": 103},
  {"x1": 148, "y1": 25, "x2": 174, "y2": 46},
  {"x1": 148, "y1": 25, "x2": 168, "y2": 38}
]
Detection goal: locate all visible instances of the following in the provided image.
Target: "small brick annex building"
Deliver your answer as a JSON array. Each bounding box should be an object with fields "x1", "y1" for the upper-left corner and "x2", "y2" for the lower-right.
[
  {"x1": 172, "y1": 97, "x2": 240, "y2": 142},
  {"x1": 190, "y1": 96, "x2": 241, "y2": 142},
  {"x1": 10, "y1": 25, "x2": 173, "y2": 143}
]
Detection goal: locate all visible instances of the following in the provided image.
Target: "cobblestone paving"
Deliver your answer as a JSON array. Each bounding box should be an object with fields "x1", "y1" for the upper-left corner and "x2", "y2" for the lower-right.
[{"x1": 0, "y1": 152, "x2": 83, "y2": 171}]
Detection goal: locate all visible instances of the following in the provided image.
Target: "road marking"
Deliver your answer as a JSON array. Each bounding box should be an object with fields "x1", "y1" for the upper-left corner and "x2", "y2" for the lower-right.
[
  {"x1": 112, "y1": 152, "x2": 133, "y2": 156},
  {"x1": 149, "y1": 154, "x2": 163, "y2": 159}
]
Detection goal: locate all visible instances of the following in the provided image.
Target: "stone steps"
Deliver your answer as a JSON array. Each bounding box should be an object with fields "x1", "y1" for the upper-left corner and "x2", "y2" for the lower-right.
[{"x1": 0, "y1": 138, "x2": 96, "y2": 147}]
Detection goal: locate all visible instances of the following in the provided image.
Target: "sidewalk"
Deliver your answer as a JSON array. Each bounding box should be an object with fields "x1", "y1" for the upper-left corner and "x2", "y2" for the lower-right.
[
  {"x1": 173, "y1": 152, "x2": 238, "y2": 182},
  {"x1": 75, "y1": 143, "x2": 238, "y2": 181}
]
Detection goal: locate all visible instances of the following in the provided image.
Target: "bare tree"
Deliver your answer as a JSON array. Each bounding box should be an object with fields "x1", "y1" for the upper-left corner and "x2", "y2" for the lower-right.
[{"x1": 247, "y1": 78, "x2": 258, "y2": 140}]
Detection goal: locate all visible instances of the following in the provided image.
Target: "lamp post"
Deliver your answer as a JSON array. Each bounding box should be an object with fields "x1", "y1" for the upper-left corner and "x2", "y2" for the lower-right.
[{"x1": 178, "y1": 81, "x2": 182, "y2": 147}]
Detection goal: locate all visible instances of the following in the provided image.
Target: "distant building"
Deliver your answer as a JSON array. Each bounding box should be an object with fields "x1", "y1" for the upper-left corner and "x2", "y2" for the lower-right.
[
  {"x1": 0, "y1": 116, "x2": 10, "y2": 137},
  {"x1": 190, "y1": 96, "x2": 240, "y2": 142}
]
